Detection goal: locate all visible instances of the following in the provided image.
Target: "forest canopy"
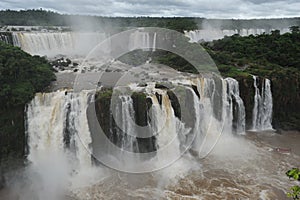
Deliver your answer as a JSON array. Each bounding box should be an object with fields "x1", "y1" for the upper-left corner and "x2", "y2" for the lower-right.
[
  {"x1": 0, "y1": 42, "x2": 55, "y2": 108},
  {"x1": 203, "y1": 27, "x2": 300, "y2": 77},
  {"x1": 1, "y1": 9, "x2": 300, "y2": 32}
]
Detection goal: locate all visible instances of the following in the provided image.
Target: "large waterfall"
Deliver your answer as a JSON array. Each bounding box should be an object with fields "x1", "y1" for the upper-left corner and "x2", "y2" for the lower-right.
[
  {"x1": 251, "y1": 76, "x2": 273, "y2": 131},
  {"x1": 25, "y1": 76, "x2": 250, "y2": 171}
]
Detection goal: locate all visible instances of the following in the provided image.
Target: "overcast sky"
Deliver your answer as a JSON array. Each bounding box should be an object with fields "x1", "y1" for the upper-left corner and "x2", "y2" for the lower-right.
[{"x1": 0, "y1": 0, "x2": 299, "y2": 18}]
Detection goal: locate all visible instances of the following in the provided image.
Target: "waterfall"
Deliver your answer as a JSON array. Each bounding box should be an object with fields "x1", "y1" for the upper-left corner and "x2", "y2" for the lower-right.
[
  {"x1": 152, "y1": 32, "x2": 157, "y2": 52},
  {"x1": 112, "y1": 95, "x2": 139, "y2": 153},
  {"x1": 12, "y1": 32, "x2": 107, "y2": 56},
  {"x1": 11, "y1": 31, "x2": 159, "y2": 57},
  {"x1": 26, "y1": 90, "x2": 93, "y2": 168},
  {"x1": 225, "y1": 78, "x2": 246, "y2": 135},
  {"x1": 129, "y1": 31, "x2": 157, "y2": 52},
  {"x1": 185, "y1": 28, "x2": 291, "y2": 42},
  {"x1": 149, "y1": 91, "x2": 187, "y2": 161},
  {"x1": 252, "y1": 76, "x2": 273, "y2": 131},
  {"x1": 0, "y1": 33, "x2": 11, "y2": 44},
  {"x1": 25, "y1": 75, "x2": 249, "y2": 172}
]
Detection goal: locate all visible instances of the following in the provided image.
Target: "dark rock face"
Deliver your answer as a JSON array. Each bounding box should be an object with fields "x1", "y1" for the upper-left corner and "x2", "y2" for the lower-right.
[
  {"x1": 131, "y1": 92, "x2": 151, "y2": 127},
  {"x1": 0, "y1": 106, "x2": 26, "y2": 162},
  {"x1": 212, "y1": 76, "x2": 224, "y2": 122},
  {"x1": 237, "y1": 75, "x2": 300, "y2": 131},
  {"x1": 236, "y1": 76, "x2": 255, "y2": 130},
  {"x1": 93, "y1": 89, "x2": 157, "y2": 154},
  {"x1": 0, "y1": 32, "x2": 13, "y2": 45},
  {"x1": 167, "y1": 90, "x2": 181, "y2": 119},
  {"x1": 271, "y1": 75, "x2": 300, "y2": 130},
  {"x1": 0, "y1": 171, "x2": 4, "y2": 189},
  {"x1": 0, "y1": 105, "x2": 26, "y2": 188}
]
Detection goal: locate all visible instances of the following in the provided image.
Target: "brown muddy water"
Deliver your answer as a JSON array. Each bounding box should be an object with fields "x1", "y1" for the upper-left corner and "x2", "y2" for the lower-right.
[
  {"x1": 1, "y1": 131, "x2": 299, "y2": 200},
  {"x1": 67, "y1": 131, "x2": 300, "y2": 200}
]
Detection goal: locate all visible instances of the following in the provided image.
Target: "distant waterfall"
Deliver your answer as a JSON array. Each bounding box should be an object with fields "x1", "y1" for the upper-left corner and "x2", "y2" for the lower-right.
[
  {"x1": 185, "y1": 28, "x2": 290, "y2": 42},
  {"x1": 12, "y1": 32, "x2": 108, "y2": 57},
  {"x1": 12, "y1": 31, "x2": 159, "y2": 57},
  {"x1": 0, "y1": 33, "x2": 12, "y2": 44},
  {"x1": 129, "y1": 31, "x2": 157, "y2": 51},
  {"x1": 252, "y1": 76, "x2": 273, "y2": 131}
]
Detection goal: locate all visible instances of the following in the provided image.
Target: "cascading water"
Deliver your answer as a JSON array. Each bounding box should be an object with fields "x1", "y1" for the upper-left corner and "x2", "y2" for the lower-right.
[
  {"x1": 23, "y1": 72, "x2": 273, "y2": 200},
  {"x1": 0, "y1": 33, "x2": 11, "y2": 44},
  {"x1": 129, "y1": 31, "x2": 157, "y2": 51},
  {"x1": 11, "y1": 31, "x2": 158, "y2": 57},
  {"x1": 185, "y1": 28, "x2": 290, "y2": 42},
  {"x1": 12, "y1": 32, "x2": 108, "y2": 56},
  {"x1": 25, "y1": 76, "x2": 247, "y2": 170},
  {"x1": 113, "y1": 95, "x2": 139, "y2": 153},
  {"x1": 252, "y1": 75, "x2": 273, "y2": 131},
  {"x1": 26, "y1": 90, "x2": 93, "y2": 168},
  {"x1": 148, "y1": 90, "x2": 188, "y2": 161},
  {"x1": 225, "y1": 78, "x2": 246, "y2": 135},
  {"x1": 25, "y1": 90, "x2": 95, "y2": 199}
]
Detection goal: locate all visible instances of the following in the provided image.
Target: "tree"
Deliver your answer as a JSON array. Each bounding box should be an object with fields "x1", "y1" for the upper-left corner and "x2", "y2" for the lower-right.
[
  {"x1": 0, "y1": 42, "x2": 55, "y2": 108},
  {"x1": 290, "y1": 26, "x2": 300, "y2": 34},
  {"x1": 286, "y1": 168, "x2": 300, "y2": 199}
]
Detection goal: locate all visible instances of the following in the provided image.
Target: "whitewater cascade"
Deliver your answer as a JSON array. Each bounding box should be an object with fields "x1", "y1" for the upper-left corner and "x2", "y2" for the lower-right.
[
  {"x1": 225, "y1": 78, "x2": 246, "y2": 135},
  {"x1": 26, "y1": 76, "x2": 248, "y2": 171},
  {"x1": 26, "y1": 90, "x2": 93, "y2": 169},
  {"x1": 252, "y1": 76, "x2": 273, "y2": 131},
  {"x1": 185, "y1": 28, "x2": 290, "y2": 42},
  {"x1": 112, "y1": 95, "x2": 139, "y2": 153}
]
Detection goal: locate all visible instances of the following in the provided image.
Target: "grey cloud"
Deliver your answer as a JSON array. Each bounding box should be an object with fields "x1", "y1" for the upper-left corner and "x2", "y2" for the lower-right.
[
  {"x1": 0, "y1": 0, "x2": 299, "y2": 18},
  {"x1": 245, "y1": 0, "x2": 289, "y2": 4}
]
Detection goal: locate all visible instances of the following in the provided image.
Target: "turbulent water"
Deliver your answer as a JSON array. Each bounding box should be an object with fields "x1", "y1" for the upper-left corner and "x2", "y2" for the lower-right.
[{"x1": 26, "y1": 91, "x2": 93, "y2": 168}]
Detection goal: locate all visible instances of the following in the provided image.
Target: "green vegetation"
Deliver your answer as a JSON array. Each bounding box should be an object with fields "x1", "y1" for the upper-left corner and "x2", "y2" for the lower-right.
[
  {"x1": 286, "y1": 168, "x2": 300, "y2": 199},
  {"x1": 203, "y1": 28, "x2": 300, "y2": 130},
  {"x1": 204, "y1": 27, "x2": 300, "y2": 76},
  {"x1": 0, "y1": 41, "x2": 55, "y2": 165},
  {"x1": 119, "y1": 29, "x2": 300, "y2": 130},
  {"x1": 1, "y1": 9, "x2": 300, "y2": 33},
  {"x1": 118, "y1": 32, "x2": 209, "y2": 74},
  {"x1": 0, "y1": 42, "x2": 55, "y2": 107},
  {"x1": 0, "y1": 9, "x2": 197, "y2": 32},
  {"x1": 118, "y1": 49, "x2": 197, "y2": 74}
]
